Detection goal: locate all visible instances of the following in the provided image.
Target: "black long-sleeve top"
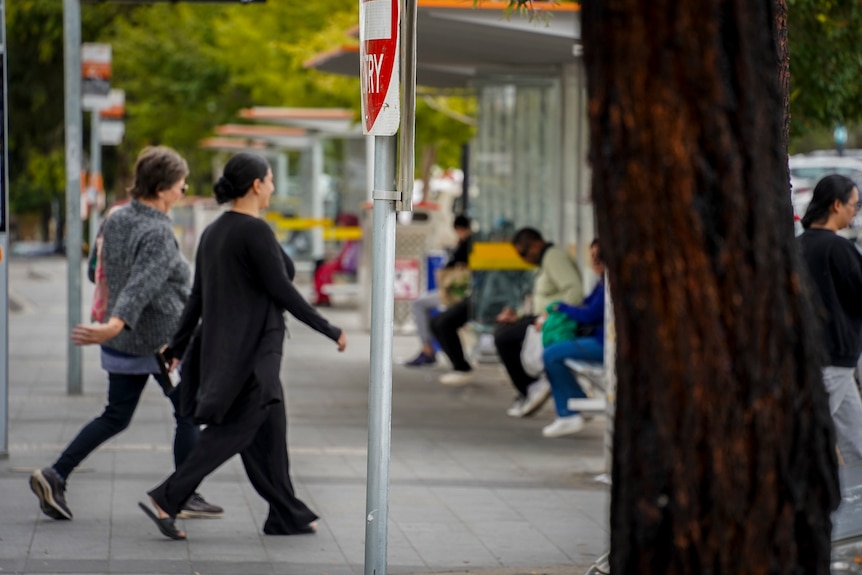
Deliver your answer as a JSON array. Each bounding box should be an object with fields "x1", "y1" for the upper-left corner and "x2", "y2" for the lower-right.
[
  {"x1": 168, "y1": 211, "x2": 341, "y2": 424},
  {"x1": 445, "y1": 235, "x2": 472, "y2": 269},
  {"x1": 799, "y1": 227, "x2": 862, "y2": 367}
]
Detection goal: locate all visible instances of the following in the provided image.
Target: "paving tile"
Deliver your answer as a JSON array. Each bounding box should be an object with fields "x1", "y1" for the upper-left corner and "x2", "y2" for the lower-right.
[{"x1": 1, "y1": 258, "x2": 608, "y2": 574}]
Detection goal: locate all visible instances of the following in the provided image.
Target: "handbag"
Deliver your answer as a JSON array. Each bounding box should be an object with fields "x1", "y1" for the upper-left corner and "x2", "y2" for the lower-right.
[
  {"x1": 520, "y1": 324, "x2": 545, "y2": 378},
  {"x1": 437, "y1": 265, "x2": 471, "y2": 307},
  {"x1": 90, "y1": 237, "x2": 109, "y2": 322},
  {"x1": 541, "y1": 308, "x2": 578, "y2": 347}
]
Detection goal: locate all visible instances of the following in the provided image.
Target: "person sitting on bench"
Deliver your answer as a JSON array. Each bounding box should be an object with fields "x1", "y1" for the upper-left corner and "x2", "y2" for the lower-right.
[
  {"x1": 405, "y1": 215, "x2": 473, "y2": 366},
  {"x1": 541, "y1": 239, "x2": 605, "y2": 438},
  {"x1": 498, "y1": 227, "x2": 584, "y2": 417}
]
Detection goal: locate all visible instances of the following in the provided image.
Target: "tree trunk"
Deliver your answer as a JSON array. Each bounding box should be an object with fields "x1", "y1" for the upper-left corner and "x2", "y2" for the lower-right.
[{"x1": 581, "y1": 1, "x2": 840, "y2": 573}]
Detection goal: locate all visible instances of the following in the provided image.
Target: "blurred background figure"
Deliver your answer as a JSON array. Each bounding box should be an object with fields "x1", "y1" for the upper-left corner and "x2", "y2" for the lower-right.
[
  {"x1": 540, "y1": 239, "x2": 605, "y2": 438},
  {"x1": 405, "y1": 214, "x2": 473, "y2": 366},
  {"x1": 312, "y1": 212, "x2": 361, "y2": 307}
]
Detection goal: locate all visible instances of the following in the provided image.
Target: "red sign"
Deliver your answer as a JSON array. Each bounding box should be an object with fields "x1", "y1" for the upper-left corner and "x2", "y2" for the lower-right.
[
  {"x1": 393, "y1": 258, "x2": 420, "y2": 300},
  {"x1": 360, "y1": 0, "x2": 400, "y2": 135}
]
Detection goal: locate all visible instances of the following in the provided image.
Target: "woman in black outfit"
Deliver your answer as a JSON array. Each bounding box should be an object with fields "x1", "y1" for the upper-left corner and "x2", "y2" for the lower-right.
[{"x1": 139, "y1": 152, "x2": 347, "y2": 540}]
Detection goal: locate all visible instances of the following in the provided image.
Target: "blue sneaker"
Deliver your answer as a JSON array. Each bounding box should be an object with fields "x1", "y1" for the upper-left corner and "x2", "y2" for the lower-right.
[{"x1": 405, "y1": 352, "x2": 436, "y2": 367}]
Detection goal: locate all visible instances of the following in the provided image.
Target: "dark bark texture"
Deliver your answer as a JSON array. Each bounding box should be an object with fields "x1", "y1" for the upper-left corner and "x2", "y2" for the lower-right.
[{"x1": 581, "y1": 1, "x2": 840, "y2": 574}]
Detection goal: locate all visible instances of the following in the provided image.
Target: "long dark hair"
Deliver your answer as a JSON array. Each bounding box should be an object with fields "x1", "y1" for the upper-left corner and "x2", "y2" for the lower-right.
[
  {"x1": 801, "y1": 174, "x2": 858, "y2": 229},
  {"x1": 213, "y1": 152, "x2": 270, "y2": 204}
]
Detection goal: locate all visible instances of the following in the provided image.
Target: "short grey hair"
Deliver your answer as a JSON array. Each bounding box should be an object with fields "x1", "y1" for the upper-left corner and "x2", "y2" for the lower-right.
[{"x1": 128, "y1": 146, "x2": 189, "y2": 200}]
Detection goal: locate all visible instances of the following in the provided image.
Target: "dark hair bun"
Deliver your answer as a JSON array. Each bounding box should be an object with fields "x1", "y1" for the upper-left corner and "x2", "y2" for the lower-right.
[
  {"x1": 214, "y1": 153, "x2": 270, "y2": 205},
  {"x1": 213, "y1": 176, "x2": 239, "y2": 204}
]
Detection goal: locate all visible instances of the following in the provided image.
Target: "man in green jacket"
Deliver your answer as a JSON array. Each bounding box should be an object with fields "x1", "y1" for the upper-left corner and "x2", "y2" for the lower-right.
[{"x1": 497, "y1": 227, "x2": 583, "y2": 418}]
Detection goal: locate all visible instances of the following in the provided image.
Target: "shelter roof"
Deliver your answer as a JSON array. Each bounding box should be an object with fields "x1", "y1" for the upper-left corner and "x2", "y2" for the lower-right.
[
  {"x1": 239, "y1": 106, "x2": 362, "y2": 135},
  {"x1": 212, "y1": 124, "x2": 314, "y2": 149},
  {"x1": 199, "y1": 137, "x2": 267, "y2": 152},
  {"x1": 304, "y1": 0, "x2": 580, "y2": 88}
]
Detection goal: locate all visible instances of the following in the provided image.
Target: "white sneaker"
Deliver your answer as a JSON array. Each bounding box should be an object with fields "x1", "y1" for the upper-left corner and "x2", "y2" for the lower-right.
[
  {"x1": 518, "y1": 378, "x2": 551, "y2": 418},
  {"x1": 542, "y1": 415, "x2": 585, "y2": 438},
  {"x1": 439, "y1": 371, "x2": 475, "y2": 386},
  {"x1": 506, "y1": 397, "x2": 526, "y2": 417}
]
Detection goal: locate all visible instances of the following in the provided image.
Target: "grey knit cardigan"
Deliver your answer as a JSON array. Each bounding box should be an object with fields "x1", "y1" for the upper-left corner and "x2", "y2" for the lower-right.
[{"x1": 101, "y1": 200, "x2": 191, "y2": 356}]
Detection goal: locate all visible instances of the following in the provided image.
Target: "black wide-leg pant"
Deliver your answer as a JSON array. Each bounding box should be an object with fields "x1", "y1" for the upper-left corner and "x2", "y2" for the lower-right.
[{"x1": 148, "y1": 379, "x2": 318, "y2": 535}]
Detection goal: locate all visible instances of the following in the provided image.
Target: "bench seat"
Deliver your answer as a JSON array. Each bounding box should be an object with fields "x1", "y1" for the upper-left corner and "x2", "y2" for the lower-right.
[{"x1": 564, "y1": 358, "x2": 607, "y2": 414}]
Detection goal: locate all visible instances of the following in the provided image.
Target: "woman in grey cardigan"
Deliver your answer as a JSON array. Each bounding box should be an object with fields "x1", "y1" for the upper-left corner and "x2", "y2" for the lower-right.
[{"x1": 29, "y1": 146, "x2": 220, "y2": 521}]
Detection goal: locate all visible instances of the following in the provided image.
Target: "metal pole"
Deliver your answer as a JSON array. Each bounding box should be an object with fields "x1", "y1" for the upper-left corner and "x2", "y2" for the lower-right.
[
  {"x1": 275, "y1": 151, "x2": 289, "y2": 199},
  {"x1": 0, "y1": 0, "x2": 9, "y2": 458},
  {"x1": 364, "y1": 135, "x2": 397, "y2": 575},
  {"x1": 365, "y1": 135, "x2": 375, "y2": 202},
  {"x1": 397, "y1": 0, "x2": 417, "y2": 212},
  {"x1": 63, "y1": 0, "x2": 83, "y2": 395},
  {"x1": 88, "y1": 110, "x2": 101, "y2": 253},
  {"x1": 310, "y1": 137, "x2": 325, "y2": 261}
]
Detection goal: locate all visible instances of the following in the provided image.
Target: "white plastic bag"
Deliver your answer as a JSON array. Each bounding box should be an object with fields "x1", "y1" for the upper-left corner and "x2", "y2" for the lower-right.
[{"x1": 520, "y1": 324, "x2": 544, "y2": 378}]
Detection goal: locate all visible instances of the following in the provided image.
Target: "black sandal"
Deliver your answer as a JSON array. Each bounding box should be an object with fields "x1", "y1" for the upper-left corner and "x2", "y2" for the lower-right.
[{"x1": 138, "y1": 501, "x2": 186, "y2": 540}]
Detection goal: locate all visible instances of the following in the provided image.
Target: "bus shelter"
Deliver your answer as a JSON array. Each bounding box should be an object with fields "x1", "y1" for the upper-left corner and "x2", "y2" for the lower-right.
[{"x1": 304, "y1": 0, "x2": 588, "y2": 273}]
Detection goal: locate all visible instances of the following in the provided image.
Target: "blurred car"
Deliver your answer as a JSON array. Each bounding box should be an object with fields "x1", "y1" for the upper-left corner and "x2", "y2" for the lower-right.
[{"x1": 789, "y1": 155, "x2": 862, "y2": 235}]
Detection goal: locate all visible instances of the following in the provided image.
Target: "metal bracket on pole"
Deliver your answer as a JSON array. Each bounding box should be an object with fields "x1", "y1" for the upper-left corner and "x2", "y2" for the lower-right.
[{"x1": 373, "y1": 189, "x2": 402, "y2": 202}]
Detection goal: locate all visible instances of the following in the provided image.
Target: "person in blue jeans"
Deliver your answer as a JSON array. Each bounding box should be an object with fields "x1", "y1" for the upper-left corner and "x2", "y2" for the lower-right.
[{"x1": 541, "y1": 239, "x2": 605, "y2": 438}]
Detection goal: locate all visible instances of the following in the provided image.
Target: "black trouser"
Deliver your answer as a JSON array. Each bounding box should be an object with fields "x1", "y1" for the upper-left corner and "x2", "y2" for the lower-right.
[
  {"x1": 148, "y1": 378, "x2": 317, "y2": 534},
  {"x1": 54, "y1": 372, "x2": 197, "y2": 480},
  {"x1": 429, "y1": 298, "x2": 471, "y2": 372},
  {"x1": 494, "y1": 315, "x2": 538, "y2": 397}
]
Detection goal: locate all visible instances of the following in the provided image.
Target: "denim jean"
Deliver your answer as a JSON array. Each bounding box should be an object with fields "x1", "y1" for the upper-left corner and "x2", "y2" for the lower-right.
[
  {"x1": 411, "y1": 291, "x2": 441, "y2": 346},
  {"x1": 542, "y1": 337, "x2": 604, "y2": 417},
  {"x1": 53, "y1": 372, "x2": 199, "y2": 480}
]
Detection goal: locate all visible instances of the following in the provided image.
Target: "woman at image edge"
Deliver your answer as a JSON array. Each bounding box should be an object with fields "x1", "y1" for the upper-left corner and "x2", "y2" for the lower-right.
[
  {"x1": 139, "y1": 152, "x2": 347, "y2": 540},
  {"x1": 798, "y1": 173, "x2": 862, "y2": 463}
]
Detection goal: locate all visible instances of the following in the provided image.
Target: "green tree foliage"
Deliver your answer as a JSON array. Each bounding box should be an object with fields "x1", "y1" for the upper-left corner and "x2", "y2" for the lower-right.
[
  {"x1": 8, "y1": 0, "x2": 475, "y2": 219},
  {"x1": 7, "y1": 1, "x2": 138, "y2": 215},
  {"x1": 787, "y1": 0, "x2": 862, "y2": 135}
]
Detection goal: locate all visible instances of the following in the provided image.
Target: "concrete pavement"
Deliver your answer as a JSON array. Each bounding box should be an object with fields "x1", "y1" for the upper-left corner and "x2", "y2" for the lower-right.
[{"x1": 0, "y1": 256, "x2": 608, "y2": 575}]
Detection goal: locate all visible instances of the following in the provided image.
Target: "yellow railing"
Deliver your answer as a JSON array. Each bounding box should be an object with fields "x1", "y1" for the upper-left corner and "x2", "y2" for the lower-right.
[{"x1": 263, "y1": 213, "x2": 363, "y2": 241}]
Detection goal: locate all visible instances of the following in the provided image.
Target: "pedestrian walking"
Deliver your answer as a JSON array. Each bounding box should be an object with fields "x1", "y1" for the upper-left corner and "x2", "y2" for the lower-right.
[
  {"x1": 139, "y1": 152, "x2": 347, "y2": 540},
  {"x1": 29, "y1": 146, "x2": 222, "y2": 521},
  {"x1": 799, "y1": 173, "x2": 862, "y2": 463}
]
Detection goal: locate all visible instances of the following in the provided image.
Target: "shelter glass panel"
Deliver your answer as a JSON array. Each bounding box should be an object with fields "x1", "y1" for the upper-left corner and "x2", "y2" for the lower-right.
[{"x1": 472, "y1": 76, "x2": 562, "y2": 243}]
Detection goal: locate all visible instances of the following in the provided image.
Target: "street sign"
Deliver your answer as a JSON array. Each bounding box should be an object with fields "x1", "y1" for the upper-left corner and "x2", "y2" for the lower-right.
[
  {"x1": 393, "y1": 258, "x2": 420, "y2": 300},
  {"x1": 99, "y1": 89, "x2": 125, "y2": 145},
  {"x1": 81, "y1": 43, "x2": 110, "y2": 110},
  {"x1": 359, "y1": 0, "x2": 399, "y2": 136}
]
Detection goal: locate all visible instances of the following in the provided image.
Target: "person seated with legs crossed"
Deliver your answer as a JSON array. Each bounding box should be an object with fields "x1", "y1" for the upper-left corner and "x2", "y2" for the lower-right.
[{"x1": 406, "y1": 214, "x2": 473, "y2": 367}]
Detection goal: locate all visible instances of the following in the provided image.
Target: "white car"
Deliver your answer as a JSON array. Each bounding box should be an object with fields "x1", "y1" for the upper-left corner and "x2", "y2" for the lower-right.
[{"x1": 789, "y1": 155, "x2": 862, "y2": 227}]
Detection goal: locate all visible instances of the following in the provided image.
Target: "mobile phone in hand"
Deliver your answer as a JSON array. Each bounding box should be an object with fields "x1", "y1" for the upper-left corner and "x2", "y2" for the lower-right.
[{"x1": 155, "y1": 352, "x2": 180, "y2": 394}]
